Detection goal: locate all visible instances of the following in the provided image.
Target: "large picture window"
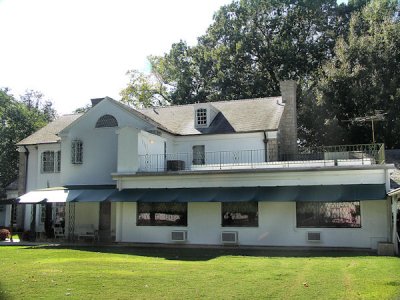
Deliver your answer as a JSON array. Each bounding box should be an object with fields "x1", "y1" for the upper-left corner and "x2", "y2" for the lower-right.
[
  {"x1": 296, "y1": 201, "x2": 361, "y2": 228},
  {"x1": 137, "y1": 202, "x2": 187, "y2": 226},
  {"x1": 222, "y1": 202, "x2": 258, "y2": 227}
]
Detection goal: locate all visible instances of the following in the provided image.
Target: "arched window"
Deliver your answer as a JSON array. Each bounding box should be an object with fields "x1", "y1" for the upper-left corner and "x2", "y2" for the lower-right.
[{"x1": 95, "y1": 114, "x2": 118, "y2": 128}]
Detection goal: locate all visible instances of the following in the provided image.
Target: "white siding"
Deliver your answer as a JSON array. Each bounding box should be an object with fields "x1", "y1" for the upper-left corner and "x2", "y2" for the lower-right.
[
  {"x1": 60, "y1": 101, "x2": 156, "y2": 185},
  {"x1": 118, "y1": 168, "x2": 386, "y2": 189},
  {"x1": 116, "y1": 200, "x2": 389, "y2": 249}
]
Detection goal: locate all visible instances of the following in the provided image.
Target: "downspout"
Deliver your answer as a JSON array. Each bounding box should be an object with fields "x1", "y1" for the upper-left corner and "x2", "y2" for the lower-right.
[
  {"x1": 263, "y1": 132, "x2": 268, "y2": 162},
  {"x1": 23, "y1": 146, "x2": 36, "y2": 239},
  {"x1": 23, "y1": 146, "x2": 29, "y2": 193}
]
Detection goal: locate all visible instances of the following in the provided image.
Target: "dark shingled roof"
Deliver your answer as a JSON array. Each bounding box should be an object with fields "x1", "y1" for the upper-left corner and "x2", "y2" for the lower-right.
[
  {"x1": 17, "y1": 114, "x2": 82, "y2": 146},
  {"x1": 139, "y1": 97, "x2": 284, "y2": 135}
]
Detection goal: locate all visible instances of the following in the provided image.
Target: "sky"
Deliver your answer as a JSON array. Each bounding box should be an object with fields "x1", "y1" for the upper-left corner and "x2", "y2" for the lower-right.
[{"x1": 0, "y1": 0, "x2": 347, "y2": 115}]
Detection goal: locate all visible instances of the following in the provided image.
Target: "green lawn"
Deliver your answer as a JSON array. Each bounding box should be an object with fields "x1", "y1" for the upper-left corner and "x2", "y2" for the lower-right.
[{"x1": 0, "y1": 246, "x2": 399, "y2": 300}]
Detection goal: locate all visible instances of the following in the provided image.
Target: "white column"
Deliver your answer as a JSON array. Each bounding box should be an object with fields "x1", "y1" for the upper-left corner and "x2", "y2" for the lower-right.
[
  {"x1": 4, "y1": 205, "x2": 12, "y2": 227},
  {"x1": 392, "y1": 196, "x2": 399, "y2": 255},
  {"x1": 115, "y1": 202, "x2": 123, "y2": 242},
  {"x1": 116, "y1": 126, "x2": 140, "y2": 173}
]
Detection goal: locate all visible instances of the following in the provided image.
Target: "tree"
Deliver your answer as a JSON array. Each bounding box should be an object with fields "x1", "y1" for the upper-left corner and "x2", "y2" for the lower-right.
[
  {"x1": 19, "y1": 89, "x2": 57, "y2": 122},
  {"x1": 122, "y1": 0, "x2": 355, "y2": 106},
  {"x1": 303, "y1": 0, "x2": 400, "y2": 147},
  {"x1": 120, "y1": 67, "x2": 170, "y2": 108},
  {"x1": 0, "y1": 89, "x2": 55, "y2": 197},
  {"x1": 73, "y1": 104, "x2": 91, "y2": 114}
]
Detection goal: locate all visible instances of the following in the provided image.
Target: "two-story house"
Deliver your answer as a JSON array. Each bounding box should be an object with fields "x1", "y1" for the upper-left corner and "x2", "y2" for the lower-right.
[{"x1": 15, "y1": 81, "x2": 396, "y2": 251}]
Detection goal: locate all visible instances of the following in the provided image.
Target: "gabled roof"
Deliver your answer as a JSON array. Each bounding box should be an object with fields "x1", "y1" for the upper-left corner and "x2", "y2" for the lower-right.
[
  {"x1": 17, "y1": 114, "x2": 82, "y2": 146},
  {"x1": 16, "y1": 96, "x2": 285, "y2": 146},
  {"x1": 58, "y1": 97, "x2": 173, "y2": 135},
  {"x1": 139, "y1": 97, "x2": 284, "y2": 135}
]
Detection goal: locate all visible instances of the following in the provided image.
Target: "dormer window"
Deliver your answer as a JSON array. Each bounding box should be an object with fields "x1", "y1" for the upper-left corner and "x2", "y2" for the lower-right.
[
  {"x1": 196, "y1": 108, "x2": 207, "y2": 127},
  {"x1": 194, "y1": 103, "x2": 219, "y2": 129}
]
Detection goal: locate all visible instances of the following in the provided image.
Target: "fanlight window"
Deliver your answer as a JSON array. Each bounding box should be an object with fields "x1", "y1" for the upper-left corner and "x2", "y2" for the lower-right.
[{"x1": 95, "y1": 114, "x2": 118, "y2": 128}]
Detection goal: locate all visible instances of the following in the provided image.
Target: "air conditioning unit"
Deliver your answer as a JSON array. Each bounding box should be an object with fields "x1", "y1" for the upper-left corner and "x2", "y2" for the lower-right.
[
  {"x1": 171, "y1": 231, "x2": 187, "y2": 242},
  {"x1": 307, "y1": 232, "x2": 321, "y2": 242},
  {"x1": 221, "y1": 231, "x2": 238, "y2": 244},
  {"x1": 167, "y1": 160, "x2": 185, "y2": 171}
]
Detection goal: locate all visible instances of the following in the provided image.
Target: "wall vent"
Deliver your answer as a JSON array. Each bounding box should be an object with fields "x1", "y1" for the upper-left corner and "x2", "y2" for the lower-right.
[
  {"x1": 221, "y1": 231, "x2": 238, "y2": 244},
  {"x1": 171, "y1": 231, "x2": 187, "y2": 242},
  {"x1": 307, "y1": 232, "x2": 321, "y2": 242}
]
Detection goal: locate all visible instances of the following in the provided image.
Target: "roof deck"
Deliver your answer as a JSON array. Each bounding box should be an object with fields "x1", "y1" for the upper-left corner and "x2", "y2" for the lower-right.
[{"x1": 138, "y1": 143, "x2": 385, "y2": 173}]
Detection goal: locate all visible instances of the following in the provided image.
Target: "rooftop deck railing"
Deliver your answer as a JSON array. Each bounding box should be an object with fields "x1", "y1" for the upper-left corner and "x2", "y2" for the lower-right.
[{"x1": 138, "y1": 143, "x2": 385, "y2": 172}]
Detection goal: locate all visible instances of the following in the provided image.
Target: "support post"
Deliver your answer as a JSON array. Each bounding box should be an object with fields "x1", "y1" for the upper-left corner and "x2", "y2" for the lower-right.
[
  {"x1": 392, "y1": 196, "x2": 399, "y2": 255},
  {"x1": 68, "y1": 202, "x2": 76, "y2": 241}
]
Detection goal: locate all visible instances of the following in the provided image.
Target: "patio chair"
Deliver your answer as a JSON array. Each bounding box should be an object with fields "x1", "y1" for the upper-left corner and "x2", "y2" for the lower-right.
[{"x1": 53, "y1": 226, "x2": 65, "y2": 239}]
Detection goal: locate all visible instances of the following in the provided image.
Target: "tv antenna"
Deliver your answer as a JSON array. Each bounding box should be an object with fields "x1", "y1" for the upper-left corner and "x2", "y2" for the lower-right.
[{"x1": 343, "y1": 110, "x2": 386, "y2": 144}]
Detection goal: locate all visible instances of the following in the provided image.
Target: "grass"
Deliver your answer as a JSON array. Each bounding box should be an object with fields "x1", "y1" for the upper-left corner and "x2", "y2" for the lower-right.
[{"x1": 0, "y1": 246, "x2": 399, "y2": 300}]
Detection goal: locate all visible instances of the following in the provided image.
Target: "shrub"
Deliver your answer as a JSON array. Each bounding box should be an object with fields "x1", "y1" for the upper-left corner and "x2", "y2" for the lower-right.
[
  {"x1": 0, "y1": 229, "x2": 10, "y2": 241},
  {"x1": 21, "y1": 231, "x2": 35, "y2": 241}
]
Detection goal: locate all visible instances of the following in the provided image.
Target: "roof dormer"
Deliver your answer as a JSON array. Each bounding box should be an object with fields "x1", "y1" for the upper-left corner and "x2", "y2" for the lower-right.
[{"x1": 194, "y1": 103, "x2": 219, "y2": 129}]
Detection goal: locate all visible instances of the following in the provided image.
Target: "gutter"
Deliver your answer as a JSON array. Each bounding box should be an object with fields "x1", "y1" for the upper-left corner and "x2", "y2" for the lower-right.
[{"x1": 23, "y1": 146, "x2": 29, "y2": 194}]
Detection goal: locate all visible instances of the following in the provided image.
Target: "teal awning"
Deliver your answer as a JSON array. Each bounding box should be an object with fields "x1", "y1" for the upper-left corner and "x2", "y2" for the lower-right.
[
  {"x1": 70, "y1": 189, "x2": 116, "y2": 203},
  {"x1": 16, "y1": 184, "x2": 386, "y2": 203},
  {"x1": 108, "y1": 184, "x2": 386, "y2": 203}
]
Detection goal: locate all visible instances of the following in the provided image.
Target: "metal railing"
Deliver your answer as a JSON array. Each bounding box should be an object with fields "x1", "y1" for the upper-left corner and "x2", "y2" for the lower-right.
[{"x1": 138, "y1": 143, "x2": 385, "y2": 172}]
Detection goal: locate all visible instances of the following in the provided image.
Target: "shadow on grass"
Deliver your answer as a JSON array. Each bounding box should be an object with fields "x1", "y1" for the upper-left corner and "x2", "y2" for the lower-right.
[
  {"x1": 16, "y1": 244, "x2": 379, "y2": 261},
  {"x1": 0, "y1": 281, "x2": 12, "y2": 300}
]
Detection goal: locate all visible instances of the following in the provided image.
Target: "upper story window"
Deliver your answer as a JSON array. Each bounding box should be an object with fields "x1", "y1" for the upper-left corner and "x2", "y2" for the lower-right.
[
  {"x1": 71, "y1": 140, "x2": 83, "y2": 164},
  {"x1": 95, "y1": 114, "x2": 118, "y2": 128},
  {"x1": 196, "y1": 108, "x2": 207, "y2": 126},
  {"x1": 56, "y1": 151, "x2": 61, "y2": 172},
  {"x1": 41, "y1": 150, "x2": 61, "y2": 173}
]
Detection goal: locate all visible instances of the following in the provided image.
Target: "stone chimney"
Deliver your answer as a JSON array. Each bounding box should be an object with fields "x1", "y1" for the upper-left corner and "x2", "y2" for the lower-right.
[
  {"x1": 279, "y1": 80, "x2": 298, "y2": 156},
  {"x1": 91, "y1": 97, "x2": 105, "y2": 107}
]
